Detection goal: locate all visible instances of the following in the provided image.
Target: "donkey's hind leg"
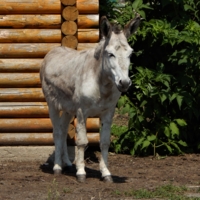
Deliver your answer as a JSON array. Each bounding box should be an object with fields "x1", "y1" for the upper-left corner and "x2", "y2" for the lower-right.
[
  {"x1": 48, "y1": 106, "x2": 71, "y2": 174},
  {"x1": 60, "y1": 111, "x2": 73, "y2": 168}
]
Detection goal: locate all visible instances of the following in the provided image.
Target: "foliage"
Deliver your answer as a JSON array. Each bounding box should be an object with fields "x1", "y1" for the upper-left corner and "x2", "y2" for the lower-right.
[{"x1": 101, "y1": 0, "x2": 200, "y2": 155}]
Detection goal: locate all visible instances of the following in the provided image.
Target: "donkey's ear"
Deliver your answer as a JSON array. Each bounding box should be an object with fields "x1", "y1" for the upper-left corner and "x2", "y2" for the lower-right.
[
  {"x1": 100, "y1": 16, "x2": 112, "y2": 38},
  {"x1": 124, "y1": 13, "x2": 141, "y2": 39}
]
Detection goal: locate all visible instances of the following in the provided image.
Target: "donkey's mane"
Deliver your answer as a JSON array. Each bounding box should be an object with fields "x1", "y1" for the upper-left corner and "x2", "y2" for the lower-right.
[{"x1": 111, "y1": 23, "x2": 122, "y2": 34}]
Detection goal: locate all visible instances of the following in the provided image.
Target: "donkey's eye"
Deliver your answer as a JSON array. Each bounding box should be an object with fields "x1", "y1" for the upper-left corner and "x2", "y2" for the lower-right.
[{"x1": 108, "y1": 53, "x2": 115, "y2": 58}]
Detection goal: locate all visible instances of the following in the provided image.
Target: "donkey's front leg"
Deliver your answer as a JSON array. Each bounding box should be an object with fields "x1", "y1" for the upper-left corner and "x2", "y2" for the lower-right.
[
  {"x1": 75, "y1": 108, "x2": 88, "y2": 182},
  {"x1": 99, "y1": 111, "x2": 114, "y2": 183}
]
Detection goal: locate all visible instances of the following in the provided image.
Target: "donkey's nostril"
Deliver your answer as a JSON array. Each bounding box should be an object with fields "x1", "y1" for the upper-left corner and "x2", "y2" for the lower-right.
[
  {"x1": 117, "y1": 78, "x2": 131, "y2": 92},
  {"x1": 119, "y1": 79, "x2": 131, "y2": 88}
]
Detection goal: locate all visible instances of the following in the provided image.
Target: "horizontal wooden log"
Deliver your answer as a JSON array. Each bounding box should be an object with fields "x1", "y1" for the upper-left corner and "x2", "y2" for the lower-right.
[
  {"x1": 0, "y1": 73, "x2": 41, "y2": 87},
  {"x1": 77, "y1": 43, "x2": 98, "y2": 51},
  {"x1": 0, "y1": 29, "x2": 61, "y2": 43},
  {"x1": 61, "y1": 35, "x2": 78, "y2": 49},
  {"x1": 0, "y1": 43, "x2": 60, "y2": 58},
  {"x1": 0, "y1": 29, "x2": 98, "y2": 44},
  {"x1": 0, "y1": 118, "x2": 75, "y2": 133},
  {"x1": 0, "y1": 59, "x2": 42, "y2": 72},
  {"x1": 77, "y1": 0, "x2": 99, "y2": 14},
  {"x1": 0, "y1": 43, "x2": 98, "y2": 55},
  {"x1": 0, "y1": 102, "x2": 76, "y2": 122},
  {"x1": 0, "y1": 118, "x2": 99, "y2": 132},
  {"x1": 78, "y1": 14, "x2": 99, "y2": 28},
  {"x1": 73, "y1": 132, "x2": 99, "y2": 145},
  {"x1": 78, "y1": 29, "x2": 99, "y2": 43},
  {"x1": 0, "y1": 88, "x2": 45, "y2": 102},
  {"x1": 61, "y1": 0, "x2": 76, "y2": 6},
  {"x1": 0, "y1": 14, "x2": 98, "y2": 29},
  {"x1": 0, "y1": 102, "x2": 49, "y2": 118},
  {"x1": 0, "y1": 118, "x2": 54, "y2": 132},
  {"x1": 62, "y1": 6, "x2": 78, "y2": 21},
  {"x1": 0, "y1": 132, "x2": 99, "y2": 145},
  {"x1": 0, "y1": 15, "x2": 61, "y2": 28},
  {"x1": 74, "y1": 118, "x2": 100, "y2": 132},
  {"x1": 0, "y1": 133, "x2": 54, "y2": 145},
  {"x1": 0, "y1": 0, "x2": 61, "y2": 14},
  {"x1": 61, "y1": 21, "x2": 77, "y2": 35}
]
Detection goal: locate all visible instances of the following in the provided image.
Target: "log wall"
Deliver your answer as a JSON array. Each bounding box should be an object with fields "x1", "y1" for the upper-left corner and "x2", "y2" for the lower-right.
[
  {"x1": 60, "y1": 0, "x2": 99, "y2": 49},
  {"x1": 0, "y1": 0, "x2": 100, "y2": 146}
]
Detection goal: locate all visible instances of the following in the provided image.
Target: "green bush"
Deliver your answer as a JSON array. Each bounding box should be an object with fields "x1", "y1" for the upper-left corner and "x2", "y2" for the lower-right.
[{"x1": 102, "y1": 0, "x2": 200, "y2": 155}]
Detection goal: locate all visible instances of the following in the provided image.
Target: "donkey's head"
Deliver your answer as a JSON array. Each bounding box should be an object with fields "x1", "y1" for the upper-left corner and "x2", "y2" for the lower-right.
[{"x1": 98, "y1": 14, "x2": 141, "y2": 92}]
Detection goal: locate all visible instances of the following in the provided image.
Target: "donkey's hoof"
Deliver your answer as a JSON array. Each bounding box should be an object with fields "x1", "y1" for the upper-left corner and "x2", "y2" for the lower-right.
[
  {"x1": 77, "y1": 175, "x2": 86, "y2": 183},
  {"x1": 102, "y1": 175, "x2": 113, "y2": 183},
  {"x1": 54, "y1": 169, "x2": 62, "y2": 175}
]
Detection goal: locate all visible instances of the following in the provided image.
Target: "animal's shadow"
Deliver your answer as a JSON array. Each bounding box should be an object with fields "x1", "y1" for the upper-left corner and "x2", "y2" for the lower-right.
[{"x1": 40, "y1": 147, "x2": 127, "y2": 183}]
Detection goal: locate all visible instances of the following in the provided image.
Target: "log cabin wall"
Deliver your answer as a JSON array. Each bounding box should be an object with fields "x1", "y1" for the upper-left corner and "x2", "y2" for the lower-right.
[{"x1": 0, "y1": 0, "x2": 100, "y2": 145}]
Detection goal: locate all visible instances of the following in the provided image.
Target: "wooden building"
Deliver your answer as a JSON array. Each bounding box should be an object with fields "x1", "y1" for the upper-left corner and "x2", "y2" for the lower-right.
[{"x1": 0, "y1": 0, "x2": 100, "y2": 146}]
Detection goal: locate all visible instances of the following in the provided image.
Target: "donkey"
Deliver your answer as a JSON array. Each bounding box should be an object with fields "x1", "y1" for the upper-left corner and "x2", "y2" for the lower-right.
[{"x1": 40, "y1": 14, "x2": 141, "y2": 183}]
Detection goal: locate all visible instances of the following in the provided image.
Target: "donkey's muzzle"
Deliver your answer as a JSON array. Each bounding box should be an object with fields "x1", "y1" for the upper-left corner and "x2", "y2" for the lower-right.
[{"x1": 117, "y1": 78, "x2": 132, "y2": 92}]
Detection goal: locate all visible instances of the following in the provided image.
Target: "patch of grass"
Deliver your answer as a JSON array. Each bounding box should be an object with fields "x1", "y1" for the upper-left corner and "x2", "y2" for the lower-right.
[
  {"x1": 113, "y1": 184, "x2": 200, "y2": 200},
  {"x1": 47, "y1": 178, "x2": 60, "y2": 200},
  {"x1": 47, "y1": 178, "x2": 72, "y2": 200},
  {"x1": 63, "y1": 187, "x2": 72, "y2": 194}
]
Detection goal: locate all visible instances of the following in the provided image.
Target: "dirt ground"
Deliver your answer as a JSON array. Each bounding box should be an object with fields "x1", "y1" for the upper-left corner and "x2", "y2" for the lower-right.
[{"x1": 0, "y1": 149, "x2": 200, "y2": 200}]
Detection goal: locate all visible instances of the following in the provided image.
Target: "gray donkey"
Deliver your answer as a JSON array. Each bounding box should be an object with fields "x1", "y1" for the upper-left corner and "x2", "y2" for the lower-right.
[{"x1": 40, "y1": 14, "x2": 141, "y2": 182}]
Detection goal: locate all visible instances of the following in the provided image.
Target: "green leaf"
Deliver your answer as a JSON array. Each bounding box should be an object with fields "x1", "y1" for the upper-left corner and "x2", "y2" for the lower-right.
[
  {"x1": 134, "y1": 137, "x2": 145, "y2": 150},
  {"x1": 170, "y1": 122, "x2": 179, "y2": 136},
  {"x1": 147, "y1": 135, "x2": 156, "y2": 141},
  {"x1": 178, "y1": 140, "x2": 187, "y2": 147},
  {"x1": 164, "y1": 127, "x2": 170, "y2": 137},
  {"x1": 136, "y1": 93, "x2": 143, "y2": 101},
  {"x1": 137, "y1": 10, "x2": 146, "y2": 19},
  {"x1": 171, "y1": 142, "x2": 182, "y2": 153},
  {"x1": 138, "y1": 115, "x2": 144, "y2": 122},
  {"x1": 174, "y1": 119, "x2": 187, "y2": 126},
  {"x1": 141, "y1": 140, "x2": 150, "y2": 150},
  {"x1": 184, "y1": 4, "x2": 195, "y2": 11},
  {"x1": 140, "y1": 4, "x2": 153, "y2": 10},
  {"x1": 118, "y1": 96, "x2": 126, "y2": 108},
  {"x1": 164, "y1": 143, "x2": 173, "y2": 153},
  {"x1": 132, "y1": 0, "x2": 142, "y2": 10},
  {"x1": 121, "y1": 104, "x2": 131, "y2": 114},
  {"x1": 178, "y1": 57, "x2": 187, "y2": 65},
  {"x1": 169, "y1": 93, "x2": 177, "y2": 102},
  {"x1": 159, "y1": 93, "x2": 167, "y2": 104},
  {"x1": 130, "y1": 148, "x2": 135, "y2": 155},
  {"x1": 140, "y1": 100, "x2": 147, "y2": 107},
  {"x1": 176, "y1": 95, "x2": 183, "y2": 109},
  {"x1": 114, "y1": 144, "x2": 121, "y2": 153}
]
